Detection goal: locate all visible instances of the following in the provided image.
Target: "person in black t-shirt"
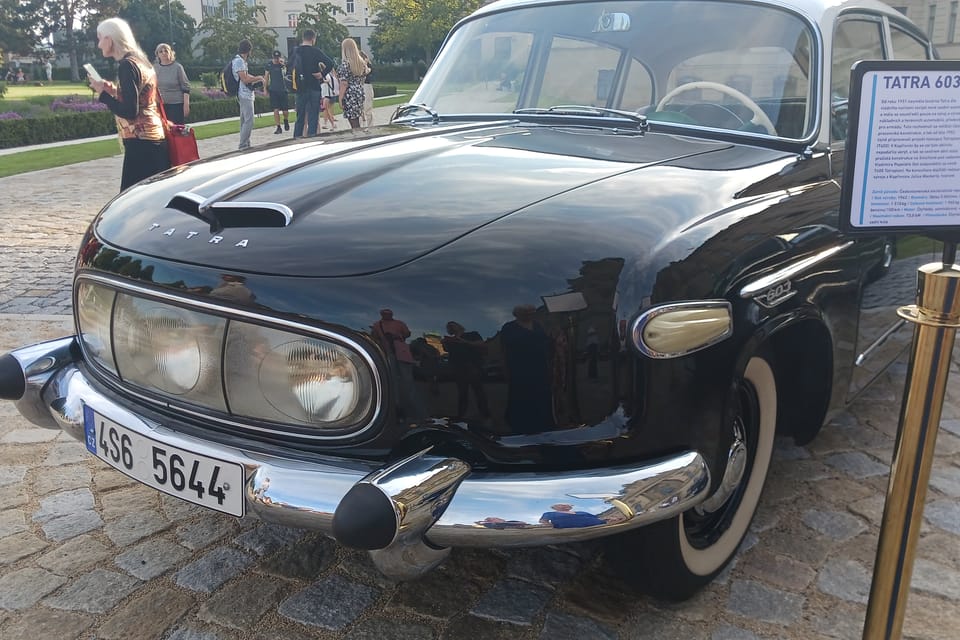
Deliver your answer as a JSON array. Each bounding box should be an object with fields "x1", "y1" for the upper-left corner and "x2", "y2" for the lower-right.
[
  {"x1": 291, "y1": 29, "x2": 336, "y2": 138},
  {"x1": 265, "y1": 50, "x2": 289, "y2": 134}
]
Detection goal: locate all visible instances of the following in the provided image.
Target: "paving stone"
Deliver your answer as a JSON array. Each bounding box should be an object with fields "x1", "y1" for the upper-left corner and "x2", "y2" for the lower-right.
[
  {"x1": 176, "y1": 515, "x2": 238, "y2": 549},
  {"x1": 96, "y1": 586, "x2": 196, "y2": 639},
  {"x1": 929, "y1": 464, "x2": 960, "y2": 497},
  {"x1": 911, "y1": 557, "x2": 960, "y2": 599},
  {"x1": 925, "y1": 499, "x2": 960, "y2": 535},
  {"x1": 0, "y1": 508, "x2": 27, "y2": 538},
  {"x1": 807, "y1": 602, "x2": 865, "y2": 639},
  {"x1": 39, "y1": 509, "x2": 104, "y2": 541},
  {"x1": 823, "y1": 452, "x2": 890, "y2": 478},
  {"x1": 738, "y1": 550, "x2": 815, "y2": 592},
  {"x1": 625, "y1": 610, "x2": 708, "y2": 639},
  {"x1": 0, "y1": 531, "x2": 49, "y2": 564},
  {"x1": 43, "y1": 568, "x2": 140, "y2": 613},
  {"x1": 504, "y1": 546, "x2": 584, "y2": 589},
  {"x1": 441, "y1": 613, "x2": 537, "y2": 639},
  {"x1": 279, "y1": 574, "x2": 380, "y2": 630},
  {"x1": 802, "y1": 509, "x2": 868, "y2": 541},
  {"x1": 901, "y1": 591, "x2": 960, "y2": 640},
  {"x1": 343, "y1": 616, "x2": 437, "y2": 640},
  {"x1": 31, "y1": 463, "x2": 92, "y2": 496},
  {"x1": 1, "y1": 428, "x2": 60, "y2": 443},
  {"x1": 725, "y1": 580, "x2": 804, "y2": 625},
  {"x1": 711, "y1": 625, "x2": 762, "y2": 640},
  {"x1": 0, "y1": 483, "x2": 28, "y2": 510},
  {"x1": 99, "y1": 484, "x2": 160, "y2": 520},
  {"x1": 174, "y1": 546, "x2": 254, "y2": 592},
  {"x1": 392, "y1": 562, "x2": 487, "y2": 620},
  {"x1": 470, "y1": 577, "x2": 553, "y2": 626},
  {"x1": 41, "y1": 441, "x2": 90, "y2": 466},
  {"x1": 848, "y1": 494, "x2": 886, "y2": 527},
  {"x1": 0, "y1": 567, "x2": 67, "y2": 609},
  {"x1": 255, "y1": 533, "x2": 337, "y2": 581},
  {"x1": 103, "y1": 509, "x2": 170, "y2": 546},
  {"x1": 114, "y1": 535, "x2": 191, "y2": 580},
  {"x1": 233, "y1": 523, "x2": 308, "y2": 556},
  {"x1": 197, "y1": 575, "x2": 287, "y2": 630},
  {"x1": 0, "y1": 464, "x2": 28, "y2": 486},
  {"x1": 33, "y1": 487, "x2": 95, "y2": 522},
  {"x1": 166, "y1": 627, "x2": 231, "y2": 640},
  {"x1": 36, "y1": 533, "x2": 112, "y2": 576},
  {"x1": 538, "y1": 610, "x2": 617, "y2": 640},
  {"x1": 816, "y1": 559, "x2": 872, "y2": 604},
  {"x1": 0, "y1": 607, "x2": 94, "y2": 640}
]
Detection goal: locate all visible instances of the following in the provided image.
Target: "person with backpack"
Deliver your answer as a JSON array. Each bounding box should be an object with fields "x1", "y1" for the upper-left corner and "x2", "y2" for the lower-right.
[
  {"x1": 265, "y1": 50, "x2": 290, "y2": 134},
  {"x1": 231, "y1": 39, "x2": 265, "y2": 150},
  {"x1": 291, "y1": 29, "x2": 335, "y2": 138}
]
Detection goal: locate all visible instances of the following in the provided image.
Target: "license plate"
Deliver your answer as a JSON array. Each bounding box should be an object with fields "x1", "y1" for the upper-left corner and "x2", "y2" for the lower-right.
[{"x1": 83, "y1": 406, "x2": 244, "y2": 517}]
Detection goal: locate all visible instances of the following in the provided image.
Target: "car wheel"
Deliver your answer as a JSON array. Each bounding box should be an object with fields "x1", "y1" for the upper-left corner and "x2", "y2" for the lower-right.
[{"x1": 605, "y1": 353, "x2": 777, "y2": 600}]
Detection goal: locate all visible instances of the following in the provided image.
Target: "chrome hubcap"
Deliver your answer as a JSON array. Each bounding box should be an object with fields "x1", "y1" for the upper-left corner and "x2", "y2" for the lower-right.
[{"x1": 696, "y1": 417, "x2": 747, "y2": 515}]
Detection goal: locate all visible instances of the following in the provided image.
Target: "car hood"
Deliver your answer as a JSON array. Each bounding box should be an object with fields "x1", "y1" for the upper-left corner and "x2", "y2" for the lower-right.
[{"x1": 94, "y1": 122, "x2": 733, "y2": 277}]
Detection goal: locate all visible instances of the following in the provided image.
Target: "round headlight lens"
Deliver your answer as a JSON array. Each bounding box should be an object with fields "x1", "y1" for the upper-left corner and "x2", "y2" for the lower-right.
[
  {"x1": 225, "y1": 323, "x2": 373, "y2": 429},
  {"x1": 113, "y1": 293, "x2": 226, "y2": 408}
]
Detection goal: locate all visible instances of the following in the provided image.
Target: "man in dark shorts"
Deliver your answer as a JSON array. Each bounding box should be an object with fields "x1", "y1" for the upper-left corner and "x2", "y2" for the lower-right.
[{"x1": 265, "y1": 50, "x2": 289, "y2": 134}]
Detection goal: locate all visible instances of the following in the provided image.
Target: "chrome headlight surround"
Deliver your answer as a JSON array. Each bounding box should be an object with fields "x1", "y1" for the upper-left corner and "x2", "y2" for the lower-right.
[
  {"x1": 630, "y1": 301, "x2": 733, "y2": 359},
  {"x1": 74, "y1": 274, "x2": 381, "y2": 440}
]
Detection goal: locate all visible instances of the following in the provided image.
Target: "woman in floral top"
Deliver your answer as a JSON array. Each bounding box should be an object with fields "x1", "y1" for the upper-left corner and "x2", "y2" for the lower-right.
[
  {"x1": 337, "y1": 38, "x2": 369, "y2": 131},
  {"x1": 89, "y1": 17, "x2": 169, "y2": 192}
]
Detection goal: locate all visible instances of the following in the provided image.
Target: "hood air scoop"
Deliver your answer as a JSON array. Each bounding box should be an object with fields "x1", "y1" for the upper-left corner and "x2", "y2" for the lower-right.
[{"x1": 167, "y1": 191, "x2": 292, "y2": 231}]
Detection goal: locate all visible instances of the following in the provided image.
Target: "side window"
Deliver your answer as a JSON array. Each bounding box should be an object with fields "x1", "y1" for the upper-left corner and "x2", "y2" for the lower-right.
[
  {"x1": 890, "y1": 25, "x2": 932, "y2": 60},
  {"x1": 539, "y1": 37, "x2": 652, "y2": 110},
  {"x1": 831, "y1": 18, "x2": 885, "y2": 143}
]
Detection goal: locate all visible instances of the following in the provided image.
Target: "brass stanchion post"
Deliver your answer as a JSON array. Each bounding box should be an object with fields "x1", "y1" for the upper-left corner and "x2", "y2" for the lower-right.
[{"x1": 862, "y1": 244, "x2": 960, "y2": 640}]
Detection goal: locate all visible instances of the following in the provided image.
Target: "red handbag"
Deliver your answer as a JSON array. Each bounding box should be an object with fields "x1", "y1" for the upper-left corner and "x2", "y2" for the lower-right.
[{"x1": 158, "y1": 96, "x2": 199, "y2": 166}]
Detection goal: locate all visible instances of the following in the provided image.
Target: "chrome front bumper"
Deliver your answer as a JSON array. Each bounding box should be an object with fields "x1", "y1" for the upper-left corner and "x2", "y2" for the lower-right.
[{"x1": 4, "y1": 337, "x2": 711, "y2": 577}]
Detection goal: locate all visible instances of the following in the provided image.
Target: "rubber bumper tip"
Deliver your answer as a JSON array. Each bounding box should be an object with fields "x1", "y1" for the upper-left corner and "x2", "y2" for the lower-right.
[
  {"x1": 332, "y1": 483, "x2": 399, "y2": 550},
  {"x1": 0, "y1": 353, "x2": 25, "y2": 401}
]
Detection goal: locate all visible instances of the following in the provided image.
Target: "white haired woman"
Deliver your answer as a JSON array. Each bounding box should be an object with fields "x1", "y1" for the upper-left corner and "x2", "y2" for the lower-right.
[{"x1": 88, "y1": 17, "x2": 169, "y2": 192}]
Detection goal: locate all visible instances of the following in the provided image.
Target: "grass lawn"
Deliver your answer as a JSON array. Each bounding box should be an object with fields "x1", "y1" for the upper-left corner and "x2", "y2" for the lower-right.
[
  {"x1": 0, "y1": 91, "x2": 413, "y2": 178},
  {"x1": 3, "y1": 81, "x2": 94, "y2": 99}
]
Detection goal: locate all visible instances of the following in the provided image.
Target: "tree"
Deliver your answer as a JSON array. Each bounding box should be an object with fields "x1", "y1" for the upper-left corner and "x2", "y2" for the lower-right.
[
  {"x1": 119, "y1": 0, "x2": 196, "y2": 62},
  {"x1": 39, "y1": 0, "x2": 98, "y2": 82},
  {"x1": 197, "y1": 0, "x2": 277, "y2": 65},
  {"x1": 369, "y1": 0, "x2": 483, "y2": 65},
  {"x1": 294, "y1": 3, "x2": 349, "y2": 57},
  {"x1": 0, "y1": 0, "x2": 44, "y2": 59}
]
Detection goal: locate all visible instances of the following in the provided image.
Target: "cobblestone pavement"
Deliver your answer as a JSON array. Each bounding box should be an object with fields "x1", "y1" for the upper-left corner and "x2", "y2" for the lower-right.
[{"x1": 1, "y1": 121, "x2": 959, "y2": 640}]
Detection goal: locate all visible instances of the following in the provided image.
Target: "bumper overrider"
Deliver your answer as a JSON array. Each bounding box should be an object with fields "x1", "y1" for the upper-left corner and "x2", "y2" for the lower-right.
[{"x1": 2, "y1": 336, "x2": 711, "y2": 579}]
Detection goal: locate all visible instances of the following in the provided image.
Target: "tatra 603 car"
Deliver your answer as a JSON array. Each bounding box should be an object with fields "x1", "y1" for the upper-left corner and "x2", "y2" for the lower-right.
[{"x1": 0, "y1": 0, "x2": 940, "y2": 599}]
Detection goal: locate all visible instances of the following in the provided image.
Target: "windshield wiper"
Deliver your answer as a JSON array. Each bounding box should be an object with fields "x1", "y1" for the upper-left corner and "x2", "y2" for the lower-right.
[
  {"x1": 392, "y1": 103, "x2": 440, "y2": 123},
  {"x1": 514, "y1": 105, "x2": 648, "y2": 127}
]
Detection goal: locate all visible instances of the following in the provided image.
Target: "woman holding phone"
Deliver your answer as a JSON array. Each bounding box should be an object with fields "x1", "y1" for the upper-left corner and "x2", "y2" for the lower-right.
[{"x1": 88, "y1": 17, "x2": 169, "y2": 192}]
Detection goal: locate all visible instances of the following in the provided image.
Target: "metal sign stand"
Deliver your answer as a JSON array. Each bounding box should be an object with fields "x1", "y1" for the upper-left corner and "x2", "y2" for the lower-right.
[{"x1": 862, "y1": 241, "x2": 960, "y2": 640}]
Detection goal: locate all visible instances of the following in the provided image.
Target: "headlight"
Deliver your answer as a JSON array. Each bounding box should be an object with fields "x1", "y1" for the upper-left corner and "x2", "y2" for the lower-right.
[
  {"x1": 631, "y1": 301, "x2": 733, "y2": 358},
  {"x1": 112, "y1": 293, "x2": 227, "y2": 410},
  {"x1": 225, "y1": 323, "x2": 372, "y2": 428},
  {"x1": 76, "y1": 281, "x2": 117, "y2": 375},
  {"x1": 75, "y1": 279, "x2": 376, "y2": 435}
]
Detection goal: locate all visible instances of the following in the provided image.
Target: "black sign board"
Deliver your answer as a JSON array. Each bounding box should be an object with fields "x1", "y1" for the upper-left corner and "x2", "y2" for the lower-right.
[{"x1": 839, "y1": 60, "x2": 960, "y2": 241}]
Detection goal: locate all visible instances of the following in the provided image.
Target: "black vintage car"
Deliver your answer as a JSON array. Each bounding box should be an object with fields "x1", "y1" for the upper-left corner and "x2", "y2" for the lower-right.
[{"x1": 0, "y1": 0, "x2": 941, "y2": 600}]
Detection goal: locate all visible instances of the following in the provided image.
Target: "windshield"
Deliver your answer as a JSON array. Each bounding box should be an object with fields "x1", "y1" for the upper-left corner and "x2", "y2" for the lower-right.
[{"x1": 409, "y1": 0, "x2": 818, "y2": 140}]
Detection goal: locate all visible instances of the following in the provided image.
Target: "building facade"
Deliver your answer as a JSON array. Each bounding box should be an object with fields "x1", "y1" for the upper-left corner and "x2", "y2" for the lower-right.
[
  {"x1": 890, "y1": 0, "x2": 960, "y2": 57},
  {"x1": 181, "y1": 0, "x2": 377, "y2": 58}
]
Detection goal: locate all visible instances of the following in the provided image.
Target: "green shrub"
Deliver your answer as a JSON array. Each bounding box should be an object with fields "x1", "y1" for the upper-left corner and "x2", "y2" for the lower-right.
[
  {"x1": 372, "y1": 85, "x2": 397, "y2": 98},
  {"x1": 199, "y1": 71, "x2": 220, "y2": 88},
  {"x1": 0, "y1": 110, "x2": 115, "y2": 149},
  {"x1": 0, "y1": 81, "x2": 6, "y2": 99}
]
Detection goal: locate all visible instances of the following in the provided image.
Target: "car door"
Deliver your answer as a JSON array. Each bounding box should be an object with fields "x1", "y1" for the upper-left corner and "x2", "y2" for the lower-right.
[{"x1": 832, "y1": 14, "x2": 940, "y2": 399}]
